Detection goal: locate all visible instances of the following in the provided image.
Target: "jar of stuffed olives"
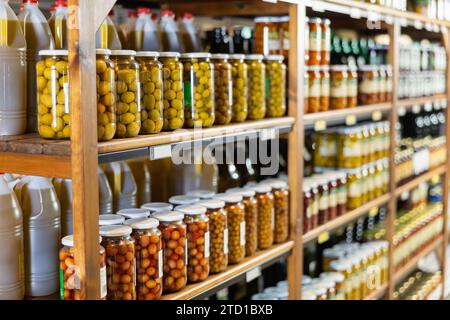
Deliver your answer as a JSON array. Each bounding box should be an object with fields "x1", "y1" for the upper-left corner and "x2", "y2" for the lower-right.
[
  {"x1": 245, "y1": 54, "x2": 266, "y2": 120},
  {"x1": 267, "y1": 181, "x2": 289, "y2": 243},
  {"x1": 136, "y1": 51, "x2": 164, "y2": 134},
  {"x1": 181, "y1": 53, "x2": 215, "y2": 128},
  {"x1": 211, "y1": 54, "x2": 232, "y2": 125},
  {"x1": 229, "y1": 54, "x2": 249, "y2": 122},
  {"x1": 111, "y1": 50, "x2": 142, "y2": 138},
  {"x1": 265, "y1": 55, "x2": 287, "y2": 117}
]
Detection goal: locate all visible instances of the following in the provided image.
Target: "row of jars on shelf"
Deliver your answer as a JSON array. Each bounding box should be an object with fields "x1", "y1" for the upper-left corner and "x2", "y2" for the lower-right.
[
  {"x1": 313, "y1": 121, "x2": 391, "y2": 169},
  {"x1": 398, "y1": 71, "x2": 446, "y2": 99},
  {"x1": 399, "y1": 44, "x2": 447, "y2": 72},
  {"x1": 304, "y1": 64, "x2": 393, "y2": 114},
  {"x1": 394, "y1": 271, "x2": 442, "y2": 300},
  {"x1": 36, "y1": 49, "x2": 287, "y2": 140},
  {"x1": 60, "y1": 179, "x2": 290, "y2": 300}
]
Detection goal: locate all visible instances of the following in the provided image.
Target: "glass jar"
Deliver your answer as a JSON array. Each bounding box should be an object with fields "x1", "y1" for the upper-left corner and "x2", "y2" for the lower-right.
[
  {"x1": 265, "y1": 55, "x2": 287, "y2": 117},
  {"x1": 337, "y1": 127, "x2": 363, "y2": 168},
  {"x1": 335, "y1": 172, "x2": 347, "y2": 217},
  {"x1": 268, "y1": 181, "x2": 290, "y2": 243},
  {"x1": 152, "y1": 211, "x2": 187, "y2": 293},
  {"x1": 254, "y1": 185, "x2": 275, "y2": 249},
  {"x1": 314, "y1": 130, "x2": 337, "y2": 167},
  {"x1": 320, "y1": 66, "x2": 330, "y2": 112},
  {"x1": 310, "y1": 180, "x2": 320, "y2": 229},
  {"x1": 329, "y1": 260, "x2": 353, "y2": 300},
  {"x1": 346, "y1": 168, "x2": 363, "y2": 210},
  {"x1": 347, "y1": 65, "x2": 358, "y2": 108},
  {"x1": 197, "y1": 199, "x2": 228, "y2": 274},
  {"x1": 358, "y1": 65, "x2": 379, "y2": 105},
  {"x1": 320, "y1": 272, "x2": 345, "y2": 300},
  {"x1": 177, "y1": 205, "x2": 210, "y2": 283},
  {"x1": 323, "y1": 173, "x2": 338, "y2": 221},
  {"x1": 320, "y1": 19, "x2": 331, "y2": 65},
  {"x1": 59, "y1": 235, "x2": 106, "y2": 300},
  {"x1": 229, "y1": 54, "x2": 248, "y2": 122},
  {"x1": 307, "y1": 66, "x2": 321, "y2": 113},
  {"x1": 304, "y1": 67, "x2": 310, "y2": 113},
  {"x1": 37, "y1": 50, "x2": 70, "y2": 139},
  {"x1": 313, "y1": 177, "x2": 329, "y2": 225},
  {"x1": 245, "y1": 54, "x2": 266, "y2": 120},
  {"x1": 136, "y1": 51, "x2": 164, "y2": 134},
  {"x1": 111, "y1": 50, "x2": 142, "y2": 138},
  {"x1": 211, "y1": 54, "x2": 232, "y2": 125},
  {"x1": 303, "y1": 182, "x2": 312, "y2": 233},
  {"x1": 308, "y1": 18, "x2": 322, "y2": 65},
  {"x1": 100, "y1": 225, "x2": 136, "y2": 300},
  {"x1": 385, "y1": 65, "x2": 393, "y2": 101},
  {"x1": 125, "y1": 218, "x2": 162, "y2": 300},
  {"x1": 160, "y1": 52, "x2": 184, "y2": 131},
  {"x1": 330, "y1": 65, "x2": 348, "y2": 110},
  {"x1": 378, "y1": 65, "x2": 387, "y2": 103},
  {"x1": 96, "y1": 49, "x2": 117, "y2": 141},
  {"x1": 181, "y1": 53, "x2": 215, "y2": 128}
]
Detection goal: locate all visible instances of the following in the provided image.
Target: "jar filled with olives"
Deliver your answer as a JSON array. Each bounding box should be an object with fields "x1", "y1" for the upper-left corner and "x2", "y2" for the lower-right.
[
  {"x1": 265, "y1": 55, "x2": 287, "y2": 117},
  {"x1": 337, "y1": 127, "x2": 363, "y2": 168},
  {"x1": 330, "y1": 65, "x2": 348, "y2": 110},
  {"x1": 245, "y1": 54, "x2": 266, "y2": 120},
  {"x1": 181, "y1": 53, "x2": 215, "y2": 128},
  {"x1": 229, "y1": 54, "x2": 249, "y2": 122},
  {"x1": 136, "y1": 51, "x2": 164, "y2": 134},
  {"x1": 111, "y1": 50, "x2": 142, "y2": 138},
  {"x1": 265, "y1": 181, "x2": 289, "y2": 244},
  {"x1": 96, "y1": 49, "x2": 117, "y2": 141},
  {"x1": 254, "y1": 184, "x2": 275, "y2": 249},
  {"x1": 59, "y1": 235, "x2": 106, "y2": 300},
  {"x1": 124, "y1": 218, "x2": 162, "y2": 300},
  {"x1": 152, "y1": 211, "x2": 187, "y2": 293},
  {"x1": 211, "y1": 54, "x2": 233, "y2": 125},
  {"x1": 37, "y1": 50, "x2": 70, "y2": 139},
  {"x1": 160, "y1": 52, "x2": 184, "y2": 131},
  {"x1": 100, "y1": 225, "x2": 136, "y2": 300}
]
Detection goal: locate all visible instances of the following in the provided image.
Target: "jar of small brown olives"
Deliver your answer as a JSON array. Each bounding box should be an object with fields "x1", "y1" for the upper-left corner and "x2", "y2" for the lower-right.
[{"x1": 254, "y1": 184, "x2": 275, "y2": 249}]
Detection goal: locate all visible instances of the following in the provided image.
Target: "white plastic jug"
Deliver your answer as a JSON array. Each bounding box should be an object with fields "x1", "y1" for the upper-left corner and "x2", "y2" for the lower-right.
[
  {"x1": 102, "y1": 161, "x2": 137, "y2": 212},
  {"x1": 96, "y1": 12, "x2": 122, "y2": 50},
  {"x1": 179, "y1": 12, "x2": 201, "y2": 52},
  {"x1": 0, "y1": 175, "x2": 24, "y2": 300},
  {"x1": 160, "y1": 10, "x2": 183, "y2": 52},
  {"x1": 127, "y1": 159, "x2": 151, "y2": 206},
  {"x1": 48, "y1": 0, "x2": 67, "y2": 49},
  {"x1": 14, "y1": 176, "x2": 61, "y2": 297},
  {"x1": 98, "y1": 165, "x2": 113, "y2": 215},
  {"x1": 0, "y1": 0, "x2": 27, "y2": 136},
  {"x1": 52, "y1": 177, "x2": 72, "y2": 236},
  {"x1": 127, "y1": 7, "x2": 160, "y2": 51}
]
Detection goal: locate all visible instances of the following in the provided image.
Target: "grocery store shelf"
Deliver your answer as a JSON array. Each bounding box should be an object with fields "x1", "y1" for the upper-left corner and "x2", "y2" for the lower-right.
[
  {"x1": 395, "y1": 165, "x2": 447, "y2": 197},
  {"x1": 363, "y1": 283, "x2": 388, "y2": 300},
  {"x1": 302, "y1": 194, "x2": 390, "y2": 243},
  {"x1": 393, "y1": 236, "x2": 443, "y2": 284},
  {"x1": 162, "y1": 241, "x2": 294, "y2": 300},
  {"x1": 396, "y1": 94, "x2": 448, "y2": 109}
]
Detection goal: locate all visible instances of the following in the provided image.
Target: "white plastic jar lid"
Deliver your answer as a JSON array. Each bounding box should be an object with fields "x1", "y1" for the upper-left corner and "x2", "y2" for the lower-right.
[
  {"x1": 96, "y1": 48, "x2": 112, "y2": 55},
  {"x1": 169, "y1": 195, "x2": 200, "y2": 205},
  {"x1": 39, "y1": 49, "x2": 68, "y2": 56},
  {"x1": 61, "y1": 234, "x2": 102, "y2": 247},
  {"x1": 320, "y1": 272, "x2": 345, "y2": 283},
  {"x1": 211, "y1": 54, "x2": 229, "y2": 60},
  {"x1": 124, "y1": 217, "x2": 159, "y2": 230},
  {"x1": 136, "y1": 51, "x2": 160, "y2": 57},
  {"x1": 226, "y1": 187, "x2": 255, "y2": 197},
  {"x1": 99, "y1": 225, "x2": 132, "y2": 237},
  {"x1": 186, "y1": 189, "x2": 216, "y2": 199},
  {"x1": 99, "y1": 214, "x2": 125, "y2": 226},
  {"x1": 153, "y1": 210, "x2": 185, "y2": 222},
  {"x1": 197, "y1": 199, "x2": 225, "y2": 209},
  {"x1": 159, "y1": 51, "x2": 181, "y2": 58},
  {"x1": 216, "y1": 194, "x2": 243, "y2": 203},
  {"x1": 228, "y1": 54, "x2": 245, "y2": 60},
  {"x1": 265, "y1": 55, "x2": 284, "y2": 61},
  {"x1": 180, "y1": 52, "x2": 211, "y2": 59},
  {"x1": 117, "y1": 208, "x2": 150, "y2": 219},
  {"x1": 245, "y1": 54, "x2": 264, "y2": 60},
  {"x1": 176, "y1": 204, "x2": 207, "y2": 215},
  {"x1": 110, "y1": 50, "x2": 136, "y2": 56},
  {"x1": 253, "y1": 185, "x2": 272, "y2": 193},
  {"x1": 141, "y1": 202, "x2": 173, "y2": 212}
]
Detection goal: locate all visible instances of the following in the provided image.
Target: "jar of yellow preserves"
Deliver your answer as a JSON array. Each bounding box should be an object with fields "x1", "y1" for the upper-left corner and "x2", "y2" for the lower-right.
[
  {"x1": 361, "y1": 125, "x2": 370, "y2": 165},
  {"x1": 345, "y1": 168, "x2": 362, "y2": 210},
  {"x1": 360, "y1": 165, "x2": 369, "y2": 204},
  {"x1": 245, "y1": 54, "x2": 266, "y2": 120},
  {"x1": 211, "y1": 54, "x2": 232, "y2": 125},
  {"x1": 313, "y1": 130, "x2": 337, "y2": 168},
  {"x1": 229, "y1": 54, "x2": 248, "y2": 122},
  {"x1": 337, "y1": 127, "x2": 363, "y2": 168},
  {"x1": 265, "y1": 55, "x2": 287, "y2": 117},
  {"x1": 111, "y1": 50, "x2": 142, "y2": 138},
  {"x1": 136, "y1": 51, "x2": 164, "y2": 134}
]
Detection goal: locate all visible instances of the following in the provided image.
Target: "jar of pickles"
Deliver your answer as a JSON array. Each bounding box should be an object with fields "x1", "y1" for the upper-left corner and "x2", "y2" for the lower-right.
[
  {"x1": 345, "y1": 168, "x2": 363, "y2": 210},
  {"x1": 320, "y1": 66, "x2": 330, "y2": 112},
  {"x1": 96, "y1": 49, "x2": 117, "y2": 141},
  {"x1": 347, "y1": 65, "x2": 358, "y2": 108},
  {"x1": 266, "y1": 181, "x2": 289, "y2": 243},
  {"x1": 100, "y1": 225, "x2": 136, "y2": 300},
  {"x1": 308, "y1": 18, "x2": 322, "y2": 65},
  {"x1": 177, "y1": 205, "x2": 210, "y2": 283},
  {"x1": 160, "y1": 52, "x2": 184, "y2": 131},
  {"x1": 37, "y1": 50, "x2": 70, "y2": 139},
  {"x1": 265, "y1": 55, "x2": 287, "y2": 117},
  {"x1": 245, "y1": 54, "x2": 266, "y2": 120},
  {"x1": 254, "y1": 185, "x2": 274, "y2": 249},
  {"x1": 337, "y1": 127, "x2": 363, "y2": 168},
  {"x1": 330, "y1": 65, "x2": 348, "y2": 110},
  {"x1": 307, "y1": 66, "x2": 321, "y2": 113},
  {"x1": 59, "y1": 235, "x2": 106, "y2": 300},
  {"x1": 181, "y1": 53, "x2": 215, "y2": 128},
  {"x1": 211, "y1": 54, "x2": 232, "y2": 125},
  {"x1": 197, "y1": 199, "x2": 228, "y2": 274},
  {"x1": 111, "y1": 50, "x2": 142, "y2": 138},
  {"x1": 152, "y1": 211, "x2": 187, "y2": 293},
  {"x1": 125, "y1": 218, "x2": 162, "y2": 300},
  {"x1": 320, "y1": 19, "x2": 331, "y2": 65},
  {"x1": 229, "y1": 54, "x2": 248, "y2": 122},
  {"x1": 136, "y1": 51, "x2": 164, "y2": 134},
  {"x1": 358, "y1": 65, "x2": 379, "y2": 105}
]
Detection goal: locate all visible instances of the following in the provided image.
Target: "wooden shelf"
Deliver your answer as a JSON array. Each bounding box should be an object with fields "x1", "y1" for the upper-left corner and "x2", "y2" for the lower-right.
[
  {"x1": 395, "y1": 165, "x2": 447, "y2": 197},
  {"x1": 162, "y1": 241, "x2": 294, "y2": 300},
  {"x1": 363, "y1": 283, "x2": 388, "y2": 300},
  {"x1": 397, "y1": 94, "x2": 448, "y2": 109},
  {"x1": 302, "y1": 194, "x2": 390, "y2": 243}
]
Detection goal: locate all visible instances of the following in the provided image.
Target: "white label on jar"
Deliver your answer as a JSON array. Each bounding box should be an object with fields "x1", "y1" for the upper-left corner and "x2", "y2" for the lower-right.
[
  {"x1": 319, "y1": 193, "x2": 329, "y2": 210},
  {"x1": 367, "y1": 175, "x2": 375, "y2": 193},
  {"x1": 321, "y1": 77, "x2": 330, "y2": 97},
  {"x1": 349, "y1": 181, "x2": 361, "y2": 197},
  {"x1": 359, "y1": 79, "x2": 377, "y2": 94},
  {"x1": 329, "y1": 190, "x2": 337, "y2": 207},
  {"x1": 309, "y1": 78, "x2": 321, "y2": 97},
  {"x1": 375, "y1": 172, "x2": 383, "y2": 190},
  {"x1": 63, "y1": 82, "x2": 70, "y2": 114},
  {"x1": 309, "y1": 30, "x2": 321, "y2": 51},
  {"x1": 379, "y1": 78, "x2": 387, "y2": 94},
  {"x1": 331, "y1": 79, "x2": 348, "y2": 97},
  {"x1": 224, "y1": 229, "x2": 229, "y2": 254},
  {"x1": 240, "y1": 221, "x2": 246, "y2": 246},
  {"x1": 386, "y1": 78, "x2": 393, "y2": 92},
  {"x1": 100, "y1": 266, "x2": 107, "y2": 299},
  {"x1": 283, "y1": 37, "x2": 290, "y2": 50},
  {"x1": 338, "y1": 187, "x2": 347, "y2": 204},
  {"x1": 158, "y1": 250, "x2": 163, "y2": 278},
  {"x1": 204, "y1": 231, "x2": 210, "y2": 258},
  {"x1": 343, "y1": 142, "x2": 362, "y2": 157},
  {"x1": 348, "y1": 78, "x2": 358, "y2": 97}
]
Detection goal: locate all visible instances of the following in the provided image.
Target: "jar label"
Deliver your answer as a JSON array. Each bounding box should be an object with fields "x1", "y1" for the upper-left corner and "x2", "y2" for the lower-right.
[
  {"x1": 338, "y1": 187, "x2": 347, "y2": 204},
  {"x1": 309, "y1": 78, "x2": 321, "y2": 97},
  {"x1": 329, "y1": 190, "x2": 337, "y2": 207},
  {"x1": 386, "y1": 79, "x2": 393, "y2": 92},
  {"x1": 240, "y1": 221, "x2": 246, "y2": 246},
  {"x1": 379, "y1": 78, "x2": 387, "y2": 93},
  {"x1": 331, "y1": 79, "x2": 347, "y2": 97},
  {"x1": 321, "y1": 77, "x2": 330, "y2": 97},
  {"x1": 348, "y1": 78, "x2": 358, "y2": 97},
  {"x1": 204, "y1": 231, "x2": 210, "y2": 258},
  {"x1": 359, "y1": 79, "x2": 378, "y2": 94},
  {"x1": 321, "y1": 31, "x2": 331, "y2": 52},
  {"x1": 224, "y1": 229, "x2": 229, "y2": 254},
  {"x1": 349, "y1": 181, "x2": 361, "y2": 197},
  {"x1": 100, "y1": 266, "x2": 107, "y2": 299},
  {"x1": 309, "y1": 31, "x2": 321, "y2": 51},
  {"x1": 319, "y1": 142, "x2": 336, "y2": 156},
  {"x1": 343, "y1": 141, "x2": 362, "y2": 157},
  {"x1": 319, "y1": 193, "x2": 329, "y2": 210}
]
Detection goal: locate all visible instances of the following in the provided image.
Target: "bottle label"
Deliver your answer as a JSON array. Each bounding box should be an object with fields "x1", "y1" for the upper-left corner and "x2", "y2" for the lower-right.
[
  {"x1": 349, "y1": 181, "x2": 361, "y2": 197},
  {"x1": 359, "y1": 78, "x2": 378, "y2": 94},
  {"x1": 309, "y1": 78, "x2": 321, "y2": 97},
  {"x1": 321, "y1": 77, "x2": 330, "y2": 97},
  {"x1": 100, "y1": 266, "x2": 107, "y2": 299},
  {"x1": 240, "y1": 221, "x2": 246, "y2": 246},
  {"x1": 348, "y1": 78, "x2": 358, "y2": 97},
  {"x1": 319, "y1": 193, "x2": 329, "y2": 210},
  {"x1": 331, "y1": 78, "x2": 348, "y2": 97},
  {"x1": 309, "y1": 30, "x2": 321, "y2": 51},
  {"x1": 224, "y1": 229, "x2": 229, "y2": 254},
  {"x1": 204, "y1": 231, "x2": 210, "y2": 258}
]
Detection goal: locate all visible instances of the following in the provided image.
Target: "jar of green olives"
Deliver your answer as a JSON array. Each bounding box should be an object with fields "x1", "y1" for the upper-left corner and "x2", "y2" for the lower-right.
[
  {"x1": 111, "y1": 50, "x2": 142, "y2": 138},
  {"x1": 37, "y1": 50, "x2": 70, "y2": 139},
  {"x1": 136, "y1": 51, "x2": 164, "y2": 134},
  {"x1": 229, "y1": 54, "x2": 249, "y2": 122},
  {"x1": 245, "y1": 54, "x2": 266, "y2": 120},
  {"x1": 96, "y1": 49, "x2": 117, "y2": 141},
  {"x1": 211, "y1": 54, "x2": 233, "y2": 125},
  {"x1": 160, "y1": 52, "x2": 185, "y2": 131},
  {"x1": 265, "y1": 55, "x2": 286, "y2": 118},
  {"x1": 181, "y1": 53, "x2": 215, "y2": 128}
]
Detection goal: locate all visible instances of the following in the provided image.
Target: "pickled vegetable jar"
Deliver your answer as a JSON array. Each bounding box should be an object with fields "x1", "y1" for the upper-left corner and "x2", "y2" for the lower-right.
[
  {"x1": 320, "y1": 66, "x2": 330, "y2": 112},
  {"x1": 211, "y1": 54, "x2": 232, "y2": 125},
  {"x1": 254, "y1": 185, "x2": 274, "y2": 249},
  {"x1": 345, "y1": 168, "x2": 363, "y2": 210},
  {"x1": 265, "y1": 55, "x2": 287, "y2": 117},
  {"x1": 37, "y1": 50, "x2": 70, "y2": 139},
  {"x1": 136, "y1": 51, "x2": 164, "y2": 134},
  {"x1": 181, "y1": 53, "x2": 215, "y2": 128},
  {"x1": 160, "y1": 52, "x2": 184, "y2": 131},
  {"x1": 268, "y1": 181, "x2": 289, "y2": 243},
  {"x1": 229, "y1": 54, "x2": 249, "y2": 122},
  {"x1": 347, "y1": 66, "x2": 358, "y2": 108},
  {"x1": 330, "y1": 65, "x2": 348, "y2": 110},
  {"x1": 111, "y1": 50, "x2": 142, "y2": 138},
  {"x1": 100, "y1": 225, "x2": 136, "y2": 300},
  {"x1": 152, "y1": 211, "x2": 187, "y2": 293},
  {"x1": 307, "y1": 66, "x2": 321, "y2": 113},
  {"x1": 337, "y1": 127, "x2": 363, "y2": 168},
  {"x1": 313, "y1": 129, "x2": 337, "y2": 167},
  {"x1": 245, "y1": 54, "x2": 266, "y2": 120},
  {"x1": 358, "y1": 65, "x2": 379, "y2": 105},
  {"x1": 308, "y1": 18, "x2": 322, "y2": 65}
]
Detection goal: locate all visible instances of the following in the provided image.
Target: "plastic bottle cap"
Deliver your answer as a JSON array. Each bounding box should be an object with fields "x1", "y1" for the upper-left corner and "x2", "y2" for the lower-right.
[
  {"x1": 152, "y1": 211, "x2": 185, "y2": 222},
  {"x1": 182, "y1": 12, "x2": 193, "y2": 19},
  {"x1": 141, "y1": 202, "x2": 173, "y2": 212},
  {"x1": 100, "y1": 225, "x2": 132, "y2": 237},
  {"x1": 124, "y1": 217, "x2": 159, "y2": 230},
  {"x1": 96, "y1": 49, "x2": 112, "y2": 55},
  {"x1": 159, "y1": 52, "x2": 181, "y2": 58},
  {"x1": 180, "y1": 52, "x2": 211, "y2": 59},
  {"x1": 169, "y1": 195, "x2": 200, "y2": 205},
  {"x1": 226, "y1": 187, "x2": 255, "y2": 198},
  {"x1": 110, "y1": 50, "x2": 136, "y2": 56},
  {"x1": 136, "y1": 51, "x2": 160, "y2": 57},
  {"x1": 39, "y1": 50, "x2": 68, "y2": 56},
  {"x1": 186, "y1": 189, "x2": 216, "y2": 199},
  {"x1": 245, "y1": 54, "x2": 264, "y2": 60},
  {"x1": 62, "y1": 234, "x2": 102, "y2": 247},
  {"x1": 137, "y1": 7, "x2": 151, "y2": 14},
  {"x1": 117, "y1": 208, "x2": 150, "y2": 219},
  {"x1": 197, "y1": 199, "x2": 225, "y2": 209},
  {"x1": 176, "y1": 204, "x2": 207, "y2": 215},
  {"x1": 215, "y1": 194, "x2": 243, "y2": 203},
  {"x1": 253, "y1": 185, "x2": 272, "y2": 194},
  {"x1": 161, "y1": 9, "x2": 174, "y2": 17},
  {"x1": 265, "y1": 55, "x2": 284, "y2": 61},
  {"x1": 99, "y1": 214, "x2": 125, "y2": 226}
]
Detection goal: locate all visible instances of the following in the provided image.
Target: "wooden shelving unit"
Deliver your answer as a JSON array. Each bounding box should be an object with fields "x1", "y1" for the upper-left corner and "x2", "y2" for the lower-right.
[
  {"x1": 397, "y1": 94, "x2": 448, "y2": 109},
  {"x1": 395, "y1": 165, "x2": 447, "y2": 197}
]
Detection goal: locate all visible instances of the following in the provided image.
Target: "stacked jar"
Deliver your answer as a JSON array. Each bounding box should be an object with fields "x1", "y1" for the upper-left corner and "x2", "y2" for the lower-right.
[
  {"x1": 265, "y1": 55, "x2": 287, "y2": 117},
  {"x1": 229, "y1": 54, "x2": 249, "y2": 122},
  {"x1": 245, "y1": 55, "x2": 267, "y2": 120},
  {"x1": 211, "y1": 54, "x2": 233, "y2": 125},
  {"x1": 253, "y1": 185, "x2": 275, "y2": 249},
  {"x1": 261, "y1": 180, "x2": 290, "y2": 243}
]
